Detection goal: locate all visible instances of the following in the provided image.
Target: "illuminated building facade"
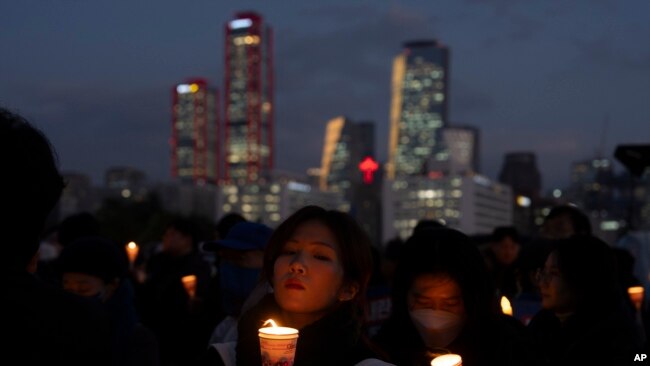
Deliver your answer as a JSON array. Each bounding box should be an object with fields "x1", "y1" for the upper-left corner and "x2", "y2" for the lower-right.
[
  {"x1": 217, "y1": 174, "x2": 345, "y2": 228},
  {"x1": 320, "y1": 116, "x2": 374, "y2": 199},
  {"x1": 382, "y1": 175, "x2": 512, "y2": 240},
  {"x1": 105, "y1": 166, "x2": 148, "y2": 201},
  {"x1": 570, "y1": 157, "x2": 614, "y2": 212},
  {"x1": 387, "y1": 40, "x2": 449, "y2": 180},
  {"x1": 428, "y1": 126, "x2": 479, "y2": 176},
  {"x1": 171, "y1": 79, "x2": 219, "y2": 185},
  {"x1": 224, "y1": 12, "x2": 274, "y2": 184}
]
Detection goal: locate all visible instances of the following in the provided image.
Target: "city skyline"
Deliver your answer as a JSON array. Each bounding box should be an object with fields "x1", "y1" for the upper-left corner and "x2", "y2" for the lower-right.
[{"x1": 1, "y1": 1, "x2": 649, "y2": 191}]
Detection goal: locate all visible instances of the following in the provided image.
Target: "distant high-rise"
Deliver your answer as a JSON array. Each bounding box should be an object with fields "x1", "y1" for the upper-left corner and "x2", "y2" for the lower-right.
[
  {"x1": 387, "y1": 40, "x2": 450, "y2": 180},
  {"x1": 320, "y1": 116, "x2": 374, "y2": 195},
  {"x1": 569, "y1": 157, "x2": 614, "y2": 212},
  {"x1": 428, "y1": 126, "x2": 479, "y2": 176},
  {"x1": 105, "y1": 166, "x2": 148, "y2": 201},
  {"x1": 320, "y1": 116, "x2": 380, "y2": 245},
  {"x1": 171, "y1": 79, "x2": 219, "y2": 185},
  {"x1": 498, "y1": 152, "x2": 542, "y2": 200},
  {"x1": 224, "y1": 12, "x2": 274, "y2": 184}
]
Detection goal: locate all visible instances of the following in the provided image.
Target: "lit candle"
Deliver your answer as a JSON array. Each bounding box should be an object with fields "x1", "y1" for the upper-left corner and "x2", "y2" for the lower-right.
[
  {"x1": 125, "y1": 241, "x2": 139, "y2": 266},
  {"x1": 181, "y1": 275, "x2": 197, "y2": 299},
  {"x1": 628, "y1": 286, "x2": 644, "y2": 311},
  {"x1": 258, "y1": 319, "x2": 299, "y2": 366},
  {"x1": 431, "y1": 353, "x2": 462, "y2": 366},
  {"x1": 500, "y1": 296, "x2": 513, "y2": 316}
]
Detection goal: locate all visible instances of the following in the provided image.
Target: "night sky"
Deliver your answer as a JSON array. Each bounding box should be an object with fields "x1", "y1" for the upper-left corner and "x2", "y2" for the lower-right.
[{"x1": 2, "y1": 1, "x2": 649, "y2": 191}]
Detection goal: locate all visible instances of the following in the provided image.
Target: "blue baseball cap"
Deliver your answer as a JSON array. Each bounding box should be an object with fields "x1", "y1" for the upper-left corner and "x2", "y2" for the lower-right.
[{"x1": 202, "y1": 221, "x2": 273, "y2": 252}]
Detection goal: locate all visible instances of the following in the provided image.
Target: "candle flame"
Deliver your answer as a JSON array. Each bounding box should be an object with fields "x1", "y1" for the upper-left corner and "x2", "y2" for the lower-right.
[
  {"x1": 431, "y1": 353, "x2": 462, "y2": 366},
  {"x1": 125, "y1": 242, "x2": 139, "y2": 264},
  {"x1": 181, "y1": 275, "x2": 197, "y2": 298},
  {"x1": 628, "y1": 286, "x2": 644, "y2": 311},
  {"x1": 182, "y1": 275, "x2": 197, "y2": 285},
  {"x1": 628, "y1": 286, "x2": 644, "y2": 295},
  {"x1": 263, "y1": 319, "x2": 278, "y2": 328},
  {"x1": 500, "y1": 296, "x2": 513, "y2": 316}
]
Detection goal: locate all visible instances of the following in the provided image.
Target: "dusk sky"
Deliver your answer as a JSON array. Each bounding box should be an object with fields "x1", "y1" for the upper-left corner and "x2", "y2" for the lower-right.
[{"x1": 2, "y1": 1, "x2": 649, "y2": 191}]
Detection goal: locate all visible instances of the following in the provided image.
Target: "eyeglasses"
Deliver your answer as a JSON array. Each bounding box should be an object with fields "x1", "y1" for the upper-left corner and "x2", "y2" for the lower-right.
[{"x1": 535, "y1": 268, "x2": 562, "y2": 284}]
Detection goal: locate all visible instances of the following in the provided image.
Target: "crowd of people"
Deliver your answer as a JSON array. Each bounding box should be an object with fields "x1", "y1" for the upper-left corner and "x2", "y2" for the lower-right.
[{"x1": 3, "y1": 106, "x2": 649, "y2": 366}]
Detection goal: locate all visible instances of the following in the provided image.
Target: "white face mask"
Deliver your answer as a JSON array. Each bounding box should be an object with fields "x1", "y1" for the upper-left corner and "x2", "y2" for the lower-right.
[{"x1": 409, "y1": 309, "x2": 465, "y2": 348}]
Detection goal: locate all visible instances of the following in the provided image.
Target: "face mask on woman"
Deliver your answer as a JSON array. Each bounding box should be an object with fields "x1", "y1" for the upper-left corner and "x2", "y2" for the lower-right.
[
  {"x1": 219, "y1": 261, "x2": 261, "y2": 316},
  {"x1": 409, "y1": 308, "x2": 465, "y2": 348}
]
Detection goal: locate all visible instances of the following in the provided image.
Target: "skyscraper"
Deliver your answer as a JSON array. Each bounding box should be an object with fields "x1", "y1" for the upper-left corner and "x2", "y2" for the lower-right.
[
  {"x1": 171, "y1": 78, "x2": 219, "y2": 185},
  {"x1": 387, "y1": 40, "x2": 450, "y2": 180},
  {"x1": 320, "y1": 116, "x2": 375, "y2": 195},
  {"x1": 320, "y1": 116, "x2": 380, "y2": 245},
  {"x1": 498, "y1": 152, "x2": 542, "y2": 200},
  {"x1": 224, "y1": 11, "x2": 274, "y2": 184},
  {"x1": 498, "y1": 151, "x2": 541, "y2": 235}
]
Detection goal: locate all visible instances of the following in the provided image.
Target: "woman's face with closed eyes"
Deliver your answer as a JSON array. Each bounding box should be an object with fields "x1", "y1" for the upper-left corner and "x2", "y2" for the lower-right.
[{"x1": 273, "y1": 220, "x2": 357, "y2": 325}]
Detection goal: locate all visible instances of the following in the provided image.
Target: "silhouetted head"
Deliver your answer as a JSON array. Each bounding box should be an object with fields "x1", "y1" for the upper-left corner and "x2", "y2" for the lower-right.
[
  {"x1": 57, "y1": 212, "x2": 101, "y2": 247},
  {"x1": 541, "y1": 204, "x2": 592, "y2": 240},
  {"x1": 538, "y1": 235, "x2": 618, "y2": 314},
  {"x1": 215, "y1": 212, "x2": 247, "y2": 240},
  {"x1": 490, "y1": 226, "x2": 521, "y2": 266},
  {"x1": 0, "y1": 108, "x2": 64, "y2": 270},
  {"x1": 162, "y1": 216, "x2": 198, "y2": 255},
  {"x1": 413, "y1": 219, "x2": 446, "y2": 235},
  {"x1": 57, "y1": 236, "x2": 127, "y2": 302}
]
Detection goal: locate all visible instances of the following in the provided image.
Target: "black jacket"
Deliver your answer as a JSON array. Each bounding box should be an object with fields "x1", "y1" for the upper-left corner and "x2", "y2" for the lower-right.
[
  {"x1": 527, "y1": 308, "x2": 643, "y2": 366},
  {"x1": 1, "y1": 270, "x2": 112, "y2": 366}
]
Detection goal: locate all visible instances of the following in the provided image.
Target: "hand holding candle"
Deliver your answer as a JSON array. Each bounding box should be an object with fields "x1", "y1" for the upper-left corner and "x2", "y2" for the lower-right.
[
  {"x1": 258, "y1": 319, "x2": 299, "y2": 366},
  {"x1": 125, "y1": 241, "x2": 139, "y2": 266},
  {"x1": 628, "y1": 286, "x2": 644, "y2": 311},
  {"x1": 181, "y1": 274, "x2": 197, "y2": 299}
]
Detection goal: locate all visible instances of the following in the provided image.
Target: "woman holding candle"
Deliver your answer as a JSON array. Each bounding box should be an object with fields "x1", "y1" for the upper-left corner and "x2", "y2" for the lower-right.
[
  {"x1": 373, "y1": 227, "x2": 539, "y2": 366},
  {"x1": 208, "y1": 205, "x2": 393, "y2": 366},
  {"x1": 527, "y1": 234, "x2": 643, "y2": 365}
]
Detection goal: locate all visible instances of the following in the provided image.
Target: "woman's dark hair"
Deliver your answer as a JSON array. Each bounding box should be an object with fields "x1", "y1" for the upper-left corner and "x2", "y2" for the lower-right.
[
  {"x1": 389, "y1": 227, "x2": 495, "y2": 331},
  {"x1": 1, "y1": 108, "x2": 65, "y2": 268},
  {"x1": 552, "y1": 234, "x2": 619, "y2": 313},
  {"x1": 57, "y1": 236, "x2": 127, "y2": 283},
  {"x1": 262, "y1": 205, "x2": 373, "y2": 313},
  {"x1": 545, "y1": 205, "x2": 592, "y2": 236},
  {"x1": 167, "y1": 216, "x2": 199, "y2": 249}
]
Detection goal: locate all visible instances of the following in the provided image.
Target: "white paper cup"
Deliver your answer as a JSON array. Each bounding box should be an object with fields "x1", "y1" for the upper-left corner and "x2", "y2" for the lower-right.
[{"x1": 258, "y1": 327, "x2": 299, "y2": 366}]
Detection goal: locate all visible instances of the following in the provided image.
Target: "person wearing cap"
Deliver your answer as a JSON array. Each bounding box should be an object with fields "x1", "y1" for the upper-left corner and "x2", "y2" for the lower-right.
[
  {"x1": 58, "y1": 236, "x2": 160, "y2": 366},
  {"x1": 202, "y1": 221, "x2": 274, "y2": 346}
]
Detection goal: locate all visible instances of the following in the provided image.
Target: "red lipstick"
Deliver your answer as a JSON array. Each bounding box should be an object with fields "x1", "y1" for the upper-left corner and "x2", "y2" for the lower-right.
[{"x1": 284, "y1": 278, "x2": 305, "y2": 290}]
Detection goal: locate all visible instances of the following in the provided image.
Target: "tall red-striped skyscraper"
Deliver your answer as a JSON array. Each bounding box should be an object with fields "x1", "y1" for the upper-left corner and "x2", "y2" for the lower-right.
[
  {"x1": 171, "y1": 78, "x2": 220, "y2": 185},
  {"x1": 224, "y1": 11, "x2": 274, "y2": 184}
]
